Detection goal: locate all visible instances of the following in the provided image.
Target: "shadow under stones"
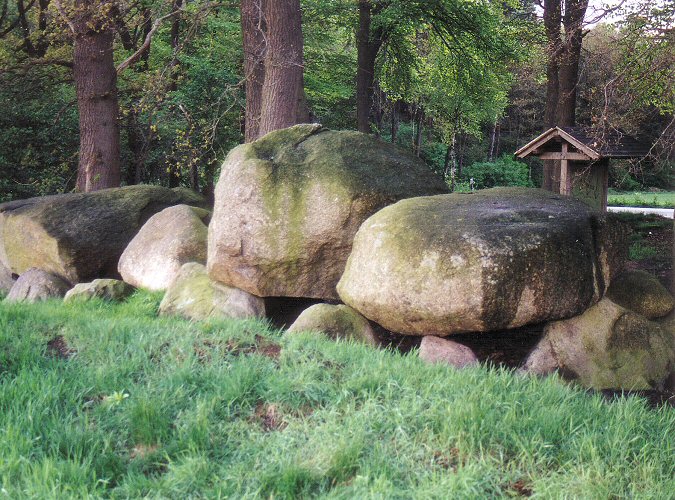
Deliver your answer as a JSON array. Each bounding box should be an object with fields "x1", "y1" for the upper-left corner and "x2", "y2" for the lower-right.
[{"x1": 264, "y1": 297, "x2": 332, "y2": 329}]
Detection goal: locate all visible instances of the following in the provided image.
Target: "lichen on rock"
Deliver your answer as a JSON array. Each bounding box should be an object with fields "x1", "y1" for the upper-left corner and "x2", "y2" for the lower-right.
[
  {"x1": 0, "y1": 185, "x2": 209, "y2": 284},
  {"x1": 207, "y1": 124, "x2": 449, "y2": 300},
  {"x1": 159, "y1": 263, "x2": 265, "y2": 321},
  {"x1": 337, "y1": 187, "x2": 628, "y2": 336},
  {"x1": 287, "y1": 303, "x2": 380, "y2": 346},
  {"x1": 606, "y1": 270, "x2": 674, "y2": 319},
  {"x1": 5, "y1": 268, "x2": 71, "y2": 303},
  {"x1": 522, "y1": 298, "x2": 674, "y2": 391},
  {"x1": 64, "y1": 279, "x2": 135, "y2": 303}
]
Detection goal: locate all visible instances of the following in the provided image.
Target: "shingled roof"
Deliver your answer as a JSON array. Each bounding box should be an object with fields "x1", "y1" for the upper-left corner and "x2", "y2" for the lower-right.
[{"x1": 515, "y1": 126, "x2": 651, "y2": 159}]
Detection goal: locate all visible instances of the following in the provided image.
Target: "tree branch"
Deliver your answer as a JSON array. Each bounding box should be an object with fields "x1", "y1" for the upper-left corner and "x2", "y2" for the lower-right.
[
  {"x1": 52, "y1": 0, "x2": 76, "y2": 34},
  {"x1": 116, "y1": 9, "x2": 182, "y2": 74}
]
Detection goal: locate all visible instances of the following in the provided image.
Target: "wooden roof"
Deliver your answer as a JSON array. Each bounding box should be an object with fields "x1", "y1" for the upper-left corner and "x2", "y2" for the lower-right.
[{"x1": 515, "y1": 126, "x2": 650, "y2": 160}]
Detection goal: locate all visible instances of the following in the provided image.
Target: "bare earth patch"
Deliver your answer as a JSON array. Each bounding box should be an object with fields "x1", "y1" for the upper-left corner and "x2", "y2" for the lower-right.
[{"x1": 46, "y1": 335, "x2": 76, "y2": 359}]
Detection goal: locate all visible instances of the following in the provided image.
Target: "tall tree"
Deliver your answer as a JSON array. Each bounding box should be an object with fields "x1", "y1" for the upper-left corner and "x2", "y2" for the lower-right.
[
  {"x1": 241, "y1": 0, "x2": 266, "y2": 142},
  {"x1": 542, "y1": 0, "x2": 589, "y2": 191},
  {"x1": 71, "y1": 0, "x2": 121, "y2": 191},
  {"x1": 241, "y1": 0, "x2": 309, "y2": 140},
  {"x1": 356, "y1": 0, "x2": 383, "y2": 133}
]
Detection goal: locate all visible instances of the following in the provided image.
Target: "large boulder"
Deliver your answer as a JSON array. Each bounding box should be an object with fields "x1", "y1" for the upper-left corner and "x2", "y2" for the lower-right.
[
  {"x1": 0, "y1": 186, "x2": 208, "y2": 284},
  {"x1": 64, "y1": 279, "x2": 135, "y2": 303},
  {"x1": 522, "y1": 298, "x2": 674, "y2": 391},
  {"x1": 338, "y1": 188, "x2": 628, "y2": 336},
  {"x1": 606, "y1": 270, "x2": 674, "y2": 319},
  {"x1": 207, "y1": 124, "x2": 448, "y2": 300},
  {"x1": 118, "y1": 205, "x2": 210, "y2": 291},
  {"x1": 287, "y1": 303, "x2": 380, "y2": 346},
  {"x1": 0, "y1": 261, "x2": 15, "y2": 295},
  {"x1": 5, "y1": 268, "x2": 71, "y2": 303},
  {"x1": 159, "y1": 263, "x2": 265, "y2": 321}
]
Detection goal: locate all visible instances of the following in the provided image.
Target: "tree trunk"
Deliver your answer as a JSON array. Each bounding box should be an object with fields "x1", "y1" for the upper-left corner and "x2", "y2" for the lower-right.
[
  {"x1": 241, "y1": 0, "x2": 266, "y2": 142},
  {"x1": 168, "y1": 0, "x2": 183, "y2": 92},
  {"x1": 543, "y1": 0, "x2": 562, "y2": 192},
  {"x1": 444, "y1": 136, "x2": 457, "y2": 192},
  {"x1": 257, "y1": 0, "x2": 308, "y2": 137},
  {"x1": 489, "y1": 119, "x2": 498, "y2": 161},
  {"x1": 73, "y1": 0, "x2": 121, "y2": 192},
  {"x1": 458, "y1": 133, "x2": 464, "y2": 177},
  {"x1": 356, "y1": 0, "x2": 382, "y2": 133},
  {"x1": 542, "y1": 0, "x2": 588, "y2": 192},
  {"x1": 390, "y1": 100, "x2": 399, "y2": 143},
  {"x1": 414, "y1": 106, "x2": 424, "y2": 156},
  {"x1": 556, "y1": 0, "x2": 588, "y2": 126},
  {"x1": 543, "y1": 0, "x2": 561, "y2": 129},
  {"x1": 373, "y1": 86, "x2": 383, "y2": 138}
]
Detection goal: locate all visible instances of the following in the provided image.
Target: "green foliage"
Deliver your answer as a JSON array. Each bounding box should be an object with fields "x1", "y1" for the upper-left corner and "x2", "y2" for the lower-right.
[
  {"x1": 461, "y1": 155, "x2": 533, "y2": 189},
  {"x1": 0, "y1": 292, "x2": 673, "y2": 497},
  {"x1": 0, "y1": 71, "x2": 79, "y2": 201}
]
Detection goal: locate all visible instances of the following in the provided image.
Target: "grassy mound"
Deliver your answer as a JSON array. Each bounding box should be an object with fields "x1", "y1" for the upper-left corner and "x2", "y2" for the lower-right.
[{"x1": 0, "y1": 292, "x2": 673, "y2": 498}]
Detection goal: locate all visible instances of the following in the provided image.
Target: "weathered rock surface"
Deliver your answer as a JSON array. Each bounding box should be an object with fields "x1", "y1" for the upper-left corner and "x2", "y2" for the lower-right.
[
  {"x1": 64, "y1": 279, "x2": 135, "y2": 302},
  {"x1": 338, "y1": 188, "x2": 628, "y2": 336},
  {"x1": 522, "y1": 298, "x2": 674, "y2": 390},
  {"x1": 419, "y1": 336, "x2": 479, "y2": 368},
  {"x1": 118, "y1": 205, "x2": 210, "y2": 291},
  {"x1": 0, "y1": 261, "x2": 15, "y2": 295},
  {"x1": 287, "y1": 303, "x2": 380, "y2": 345},
  {"x1": 159, "y1": 263, "x2": 265, "y2": 321},
  {"x1": 207, "y1": 124, "x2": 449, "y2": 300},
  {"x1": 606, "y1": 270, "x2": 674, "y2": 319},
  {"x1": 5, "y1": 268, "x2": 71, "y2": 303},
  {"x1": 0, "y1": 186, "x2": 208, "y2": 284}
]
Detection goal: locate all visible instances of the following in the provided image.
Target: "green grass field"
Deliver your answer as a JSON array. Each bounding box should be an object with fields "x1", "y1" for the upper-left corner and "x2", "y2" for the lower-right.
[
  {"x1": 608, "y1": 191, "x2": 674, "y2": 208},
  {"x1": 0, "y1": 293, "x2": 673, "y2": 498}
]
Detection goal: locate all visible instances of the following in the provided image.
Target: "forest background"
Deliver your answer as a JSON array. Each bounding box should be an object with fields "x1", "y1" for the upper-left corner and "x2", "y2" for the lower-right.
[{"x1": 0, "y1": 0, "x2": 672, "y2": 202}]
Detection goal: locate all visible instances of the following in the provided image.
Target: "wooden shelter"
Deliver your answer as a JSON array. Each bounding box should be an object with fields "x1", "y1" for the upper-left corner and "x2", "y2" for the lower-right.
[{"x1": 515, "y1": 126, "x2": 649, "y2": 211}]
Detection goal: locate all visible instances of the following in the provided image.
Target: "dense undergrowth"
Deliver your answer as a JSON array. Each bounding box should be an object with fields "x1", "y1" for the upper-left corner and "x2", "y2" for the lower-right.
[{"x1": 0, "y1": 292, "x2": 673, "y2": 498}]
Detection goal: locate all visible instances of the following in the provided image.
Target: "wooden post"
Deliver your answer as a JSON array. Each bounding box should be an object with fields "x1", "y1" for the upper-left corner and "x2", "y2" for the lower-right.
[
  {"x1": 559, "y1": 142, "x2": 571, "y2": 195},
  {"x1": 600, "y1": 159, "x2": 609, "y2": 212}
]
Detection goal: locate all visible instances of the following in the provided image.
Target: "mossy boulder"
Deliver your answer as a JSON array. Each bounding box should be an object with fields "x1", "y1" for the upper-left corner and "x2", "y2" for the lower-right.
[
  {"x1": 522, "y1": 298, "x2": 674, "y2": 391},
  {"x1": 337, "y1": 187, "x2": 628, "y2": 336},
  {"x1": 118, "y1": 205, "x2": 210, "y2": 291},
  {"x1": 287, "y1": 303, "x2": 380, "y2": 346},
  {"x1": 207, "y1": 124, "x2": 449, "y2": 300},
  {"x1": 606, "y1": 270, "x2": 674, "y2": 319},
  {"x1": 0, "y1": 186, "x2": 208, "y2": 284},
  {"x1": 64, "y1": 279, "x2": 135, "y2": 302},
  {"x1": 159, "y1": 263, "x2": 265, "y2": 321},
  {"x1": 5, "y1": 268, "x2": 71, "y2": 303}
]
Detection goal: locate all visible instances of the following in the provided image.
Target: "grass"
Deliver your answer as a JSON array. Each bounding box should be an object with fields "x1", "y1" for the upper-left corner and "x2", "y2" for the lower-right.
[
  {"x1": 0, "y1": 292, "x2": 674, "y2": 498},
  {"x1": 607, "y1": 190, "x2": 674, "y2": 208},
  {"x1": 613, "y1": 212, "x2": 673, "y2": 264}
]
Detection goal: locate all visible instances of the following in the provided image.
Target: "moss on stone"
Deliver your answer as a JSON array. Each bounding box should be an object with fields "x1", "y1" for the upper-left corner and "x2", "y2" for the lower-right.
[
  {"x1": 160, "y1": 263, "x2": 265, "y2": 321},
  {"x1": 544, "y1": 298, "x2": 674, "y2": 390},
  {"x1": 0, "y1": 185, "x2": 208, "y2": 283},
  {"x1": 607, "y1": 270, "x2": 674, "y2": 319},
  {"x1": 338, "y1": 187, "x2": 620, "y2": 335},
  {"x1": 209, "y1": 123, "x2": 448, "y2": 299},
  {"x1": 288, "y1": 303, "x2": 379, "y2": 346},
  {"x1": 64, "y1": 279, "x2": 134, "y2": 303}
]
